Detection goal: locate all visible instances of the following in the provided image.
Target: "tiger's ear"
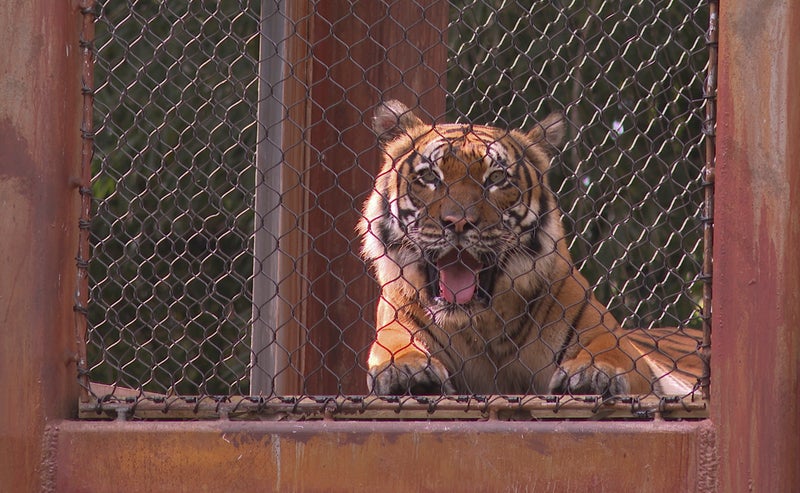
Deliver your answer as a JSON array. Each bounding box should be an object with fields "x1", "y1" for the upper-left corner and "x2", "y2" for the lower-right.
[
  {"x1": 373, "y1": 100, "x2": 425, "y2": 144},
  {"x1": 526, "y1": 112, "x2": 566, "y2": 155}
]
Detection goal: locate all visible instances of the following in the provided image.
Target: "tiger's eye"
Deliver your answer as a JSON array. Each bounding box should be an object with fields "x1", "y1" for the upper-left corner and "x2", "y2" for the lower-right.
[
  {"x1": 486, "y1": 170, "x2": 507, "y2": 186},
  {"x1": 416, "y1": 168, "x2": 439, "y2": 185}
]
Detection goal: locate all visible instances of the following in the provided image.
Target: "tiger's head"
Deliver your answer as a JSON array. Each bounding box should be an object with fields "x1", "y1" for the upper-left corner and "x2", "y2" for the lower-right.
[{"x1": 359, "y1": 100, "x2": 566, "y2": 317}]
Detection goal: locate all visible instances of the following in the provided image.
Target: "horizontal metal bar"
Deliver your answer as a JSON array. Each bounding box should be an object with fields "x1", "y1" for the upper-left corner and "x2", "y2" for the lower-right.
[{"x1": 80, "y1": 394, "x2": 708, "y2": 421}]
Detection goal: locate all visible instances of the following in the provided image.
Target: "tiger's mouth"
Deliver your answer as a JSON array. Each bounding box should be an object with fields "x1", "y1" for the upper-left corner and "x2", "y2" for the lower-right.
[{"x1": 425, "y1": 249, "x2": 497, "y2": 306}]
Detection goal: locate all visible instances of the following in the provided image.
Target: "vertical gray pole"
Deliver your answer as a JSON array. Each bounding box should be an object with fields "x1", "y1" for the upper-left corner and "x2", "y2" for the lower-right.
[{"x1": 250, "y1": 0, "x2": 286, "y2": 395}]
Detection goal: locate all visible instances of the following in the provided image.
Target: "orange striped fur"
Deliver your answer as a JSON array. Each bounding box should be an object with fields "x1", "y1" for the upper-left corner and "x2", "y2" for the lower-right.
[{"x1": 359, "y1": 101, "x2": 703, "y2": 396}]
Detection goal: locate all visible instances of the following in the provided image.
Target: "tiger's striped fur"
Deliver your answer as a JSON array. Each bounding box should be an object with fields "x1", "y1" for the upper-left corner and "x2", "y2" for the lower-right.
[{"x1": 358, "y1": 100, "x2": 703, "y2": 396}]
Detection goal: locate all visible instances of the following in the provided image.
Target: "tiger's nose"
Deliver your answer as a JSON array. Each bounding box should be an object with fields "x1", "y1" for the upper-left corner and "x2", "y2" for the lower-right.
[{"x1": 441, "y1": 212, "x2": 477, "y2": 233}]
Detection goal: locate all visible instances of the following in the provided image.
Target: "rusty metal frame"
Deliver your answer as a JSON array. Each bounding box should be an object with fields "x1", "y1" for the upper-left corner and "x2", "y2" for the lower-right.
[
  {"x1": 1, "y1": 1, "x2": 799, "y2": 491},
  {"x1": 0, "y1": 1, "x2": 84, "y2": 491},
  {"x1": 710, "y1": 1, "x2": 800, "y2": 491}
]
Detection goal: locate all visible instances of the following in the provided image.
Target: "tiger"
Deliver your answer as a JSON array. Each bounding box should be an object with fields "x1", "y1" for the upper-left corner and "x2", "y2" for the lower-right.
[{"x1": 358, "y1": 100, "x2": 704, "y2": 396}]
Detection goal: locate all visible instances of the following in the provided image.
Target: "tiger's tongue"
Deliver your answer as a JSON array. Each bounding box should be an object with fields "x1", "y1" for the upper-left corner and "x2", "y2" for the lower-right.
[{"x1": 438, "y1": 251, "x2": 481, "y2": 304}]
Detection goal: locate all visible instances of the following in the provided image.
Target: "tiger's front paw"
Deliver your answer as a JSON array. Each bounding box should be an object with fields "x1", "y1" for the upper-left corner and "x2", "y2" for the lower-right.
[
  {"x1": 368, "y1": 353, "x2": 454, "y2": 395},
  {"x1": 548, "y1": 358, "x2": 631, "y2": 397}
]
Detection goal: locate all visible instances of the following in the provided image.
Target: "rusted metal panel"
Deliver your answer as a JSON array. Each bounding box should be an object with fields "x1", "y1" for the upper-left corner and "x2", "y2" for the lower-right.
[
  {"x1": 55, "y1": 419, "x2": 708, "y2": 493},
  {"x1": 713, "y1": 1, "x2": 800, "y2": 492},
  {"x1": 0, "y1": 1, "x2": 84, "y2": 491},
  {"x1": 298, "y1": 0, "x2": 450, "y2": 394}
]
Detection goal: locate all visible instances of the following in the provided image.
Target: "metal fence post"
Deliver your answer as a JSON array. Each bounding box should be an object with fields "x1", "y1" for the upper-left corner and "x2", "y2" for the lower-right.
[
  {"x1": 0, "y1": 2, "x2": 83, "y2": 490},
  {"x1": 713, "y1": 1, "x2": 800, "y2": 491}
]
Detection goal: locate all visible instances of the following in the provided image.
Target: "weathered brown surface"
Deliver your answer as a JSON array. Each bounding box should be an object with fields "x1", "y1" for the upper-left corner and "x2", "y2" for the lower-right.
[
  {"x1": 713, "y1": 1, "x2": 800, "y2": 492},
  {"x1": 3, "y1": 2, "x2": 799, "y2": 491},
  {"x1": 0, "y1": 1, "x2": 83, "y2": 491},
  {"x1": 55, "y1": 419, "x2": 707, "y2": 493}
]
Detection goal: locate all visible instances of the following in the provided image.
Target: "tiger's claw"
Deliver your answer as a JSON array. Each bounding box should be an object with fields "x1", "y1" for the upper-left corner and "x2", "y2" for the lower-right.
[
  {"x1": 368, "y1": 353, "x2": 454, "y2": 395},
  {"x1": 548, "y1": 360, "x2": 631, "y2": 397}
]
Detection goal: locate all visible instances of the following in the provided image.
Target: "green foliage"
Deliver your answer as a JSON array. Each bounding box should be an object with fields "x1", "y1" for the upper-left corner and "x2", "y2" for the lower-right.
[{"x1": 89, "y1": 0, "x2": 259, "y2": 394}]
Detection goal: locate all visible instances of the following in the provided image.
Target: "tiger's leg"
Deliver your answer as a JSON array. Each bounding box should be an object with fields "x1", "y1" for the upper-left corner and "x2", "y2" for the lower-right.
[
  {"x1": 548, "y1": 329, "x2": 652, "y2": 396},
  {"x1": 538, "y1": 273, "x2": 647, "y2": 396},
  {"x1": 367, "y1": 318, "x2": 454, "y2": 395}
]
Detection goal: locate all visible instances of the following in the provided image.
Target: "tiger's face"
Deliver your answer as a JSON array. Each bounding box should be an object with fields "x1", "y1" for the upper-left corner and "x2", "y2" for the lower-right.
[
  {"x1": 395, "y1": 129, "x2": 547, "y2": 309},
  {"x1": 360, "y1": 101, "x2": 566, "y2": 316}
]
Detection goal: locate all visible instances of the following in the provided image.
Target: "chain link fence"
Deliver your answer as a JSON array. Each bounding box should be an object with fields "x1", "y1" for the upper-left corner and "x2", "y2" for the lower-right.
[{"x1": 83, "y1": 0, "x2": 712, "y2": 419}]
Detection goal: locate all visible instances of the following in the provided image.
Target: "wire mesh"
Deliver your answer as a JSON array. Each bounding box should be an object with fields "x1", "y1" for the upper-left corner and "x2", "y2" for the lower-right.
[{"x1": 84, "y1": 0, "x2": 712, "y2": 419}]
